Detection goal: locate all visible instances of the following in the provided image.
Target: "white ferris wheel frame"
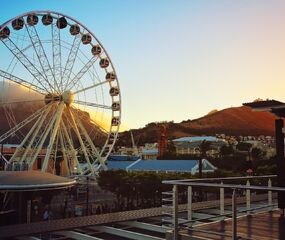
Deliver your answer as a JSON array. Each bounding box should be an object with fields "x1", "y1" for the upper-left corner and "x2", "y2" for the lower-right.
[{"x1": 0, "y1": 10, "x2": 121, "y2": 176}]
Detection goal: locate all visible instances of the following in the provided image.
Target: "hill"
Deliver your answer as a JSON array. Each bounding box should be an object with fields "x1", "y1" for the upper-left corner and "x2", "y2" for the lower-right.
[{"x1": 117, "y1": 106, "x2": 277, "y2": 146}]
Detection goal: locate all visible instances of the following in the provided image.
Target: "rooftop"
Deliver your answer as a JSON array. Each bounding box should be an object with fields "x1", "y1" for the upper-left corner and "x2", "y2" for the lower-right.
[
  {"x1": 173, "y1": 136, "x2": 219, "y2": 142},
  {"x1": 0, "y1": 171, "x2": 76, "y2": 191},
  {"x1": 107, "y1": 159, "x2": 216, "y2": 173}
]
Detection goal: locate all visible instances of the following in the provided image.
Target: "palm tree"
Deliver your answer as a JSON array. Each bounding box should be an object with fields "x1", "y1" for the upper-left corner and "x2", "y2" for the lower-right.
[{"x1": 199, "y1": 140, "x2": 211, "y2": 178}]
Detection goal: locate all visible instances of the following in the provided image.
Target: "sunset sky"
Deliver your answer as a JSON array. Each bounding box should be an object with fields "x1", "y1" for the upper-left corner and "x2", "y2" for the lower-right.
[{"x1": 1, "y1": 0, "x2": 285, "y2": 130}]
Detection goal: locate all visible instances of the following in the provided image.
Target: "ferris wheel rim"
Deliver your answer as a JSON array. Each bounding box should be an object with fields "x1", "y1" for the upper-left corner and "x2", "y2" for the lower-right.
[{"x1": 0, "y1": 10, "x2": 121, "y2": 175}]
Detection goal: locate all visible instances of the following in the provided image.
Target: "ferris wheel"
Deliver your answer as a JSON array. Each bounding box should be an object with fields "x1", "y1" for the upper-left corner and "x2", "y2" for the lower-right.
[{"x1": 0, "y1": 11, "x2": 121, "y2": 176}]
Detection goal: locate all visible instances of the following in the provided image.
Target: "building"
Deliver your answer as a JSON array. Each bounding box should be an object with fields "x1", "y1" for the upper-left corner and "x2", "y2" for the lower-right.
[
  {"x1": 107, "y1": 158, "x2": 217, "y2": 174},
  {"x1": 173, "y1": 136, "x2": 226, "y2": 156},
  {"x1": 141, "y1": 148, "x2": 158, "y2": 160}
]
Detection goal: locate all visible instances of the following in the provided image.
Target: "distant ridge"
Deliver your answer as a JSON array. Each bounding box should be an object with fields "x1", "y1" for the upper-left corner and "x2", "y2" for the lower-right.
[
  {"x1": 0, "y1": 104, "x2": 277, "y2": 147},
  {"x1": 117, "y1": 106, "x2": 277, "y2": 146},
  {"x1": 180, "y1": 106, "x2": 275, "y2": 136}
]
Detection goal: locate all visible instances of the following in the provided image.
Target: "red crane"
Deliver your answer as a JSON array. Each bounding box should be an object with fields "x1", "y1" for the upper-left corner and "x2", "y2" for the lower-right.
[{"x1": 158, "y1": 125, "x2": 168, "y2": 158}]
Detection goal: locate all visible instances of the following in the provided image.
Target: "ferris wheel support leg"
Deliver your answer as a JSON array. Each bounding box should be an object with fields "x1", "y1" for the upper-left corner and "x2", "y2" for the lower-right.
[
  {"x1": 67, "y1": 108, "x2": 95, "y2": 175},
  {"x1": 59, "y1": 128, "x2": 70, "y2": 176},
  {"x1": 42, "y1": 103, "x2": 65, "y2": 172},
  {"x1": 19, "y1": 105, "x2": 53, "y2": 164},
  {"x1": 9, "y1": 105, "x2": 49, "y2": 163},
  {"x1": 29, "y1": 104, "x2": 62, "y2": 170},
  {"x1": 74, "y1": 111, "x2": 107, "y2": 170},
  {"x1": 0, "y1": 104, "x2": 49, "y2": 144},
  {"x1": 61, "y1": 121, "x2": 82, "y2": 175}
]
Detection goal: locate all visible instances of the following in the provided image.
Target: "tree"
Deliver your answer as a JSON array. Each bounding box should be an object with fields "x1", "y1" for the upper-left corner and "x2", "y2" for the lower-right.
[
  {"x1": 97, "y1": 170, "x2": 127, "y2": 208},
  {"x1": 199, "y1": 140, "x2": 211, "y2": 157},
  {"x1": 199, "y1": 140, "x2": 211, "y2": 178},
  {"x1": 161, "y1": 140, "x2": 177, "y2": 159},
  {"x1": 251, "y1": 147, "x2": 265, "y2": 161},
  {"x1": 236, "y1": 142, "x2": 252, "y2": 163},
  {"x1": 236, "y1": 142, "x2": 252, "y2": 152},
  {"x1": 219, "y1": 145, "x2": 234, "y2": 157}
]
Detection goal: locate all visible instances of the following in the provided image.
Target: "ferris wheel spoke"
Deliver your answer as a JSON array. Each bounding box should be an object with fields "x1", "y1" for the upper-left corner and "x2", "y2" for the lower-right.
[
  {"x1": 41, "y1": 102, "x2": 65, "y2": 172},
  {"x1": 70, "y1": 108, "x2": 107, "y2": 170},
  {"x1": 73, "y1": 79, "x2": 109, "y2": 94},
  {"x1": 58, "y1": 127, "x2": 70, "y2": 176},
  {"x1": 73, "y1": 100, "x2": 112, "y2": 110},
  {"x1": 67, "y1": 107, "x2": 95, "y2": 175},
  {"x1": 60, "y1": 119, "x2": 82, "y2": 175},
  {"x1": 0, "y1": 104, "x2": 50, "y2": 144},
  {"x1": 61, "y1": 35, "x2": 81, "y2": 91},
  {"x1": 65, "y1": 56, "x2": 98, "y2": 90},
  {"x1": 0, "y1": 99, "x2": 44, "y2": 106},
  {"x1": 27, "y1": 103, "x2": 60, "y2": 169},
  {"x1": 1, "y1": 38, "x2": 53, "y2": 93},
  {"x1": 0, "y1": 69, "x2": 46, "y2": 94},
  {"x1": 18, "y1": 104, "x2": 53, "y2": 164},
  {"x1": 24, "y1": 24, "x2": 58, "y2": 92},
  {"x1": 71, "y1": 109, "x2": 103, "y2": 156},
  {"x1": 51, "y1": 22, "x2": 63, "y2": 92}
]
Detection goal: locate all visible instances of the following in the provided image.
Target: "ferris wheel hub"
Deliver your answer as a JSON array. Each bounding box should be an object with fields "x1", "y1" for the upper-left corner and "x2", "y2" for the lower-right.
[
  {"x1": 62, "y1": 90, "x2": 74, "y2": 105},
  {"x1": 44, "y1": 90, "x2": 74, "y2": 105}
]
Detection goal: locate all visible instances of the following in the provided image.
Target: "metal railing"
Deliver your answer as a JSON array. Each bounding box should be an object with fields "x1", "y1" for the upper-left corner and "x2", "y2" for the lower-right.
[{"x1": 162, "y1": 175, "x2": 285, "y2": 240}]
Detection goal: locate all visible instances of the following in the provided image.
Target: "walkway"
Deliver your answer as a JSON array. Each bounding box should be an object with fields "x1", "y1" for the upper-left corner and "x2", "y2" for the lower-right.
[
  {"x1": 185, "y1": 210, "x2": 285, "y2": 240},
  {"x1": 0, "y1": 194, "x2": 270, "y2": 238}
]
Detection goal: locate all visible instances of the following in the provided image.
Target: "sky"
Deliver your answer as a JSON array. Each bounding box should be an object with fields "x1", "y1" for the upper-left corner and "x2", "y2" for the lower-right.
[{"x1": 0, "y1": 0, "x2": 285, "y2": 130}]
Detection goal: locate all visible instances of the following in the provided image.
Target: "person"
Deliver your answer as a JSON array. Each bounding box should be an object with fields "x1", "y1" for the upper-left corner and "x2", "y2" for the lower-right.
[
  {"x1": 43, "y1": 209, "x2": 49, "y2": 221},
  {"x1": 43, "y1": 207, "x2": 53, "y2": 221}
]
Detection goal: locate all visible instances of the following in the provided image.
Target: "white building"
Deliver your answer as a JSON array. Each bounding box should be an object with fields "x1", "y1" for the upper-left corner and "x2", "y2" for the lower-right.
[{"x1": 173, "y1": 136, "x2": 226, "y2": 156}]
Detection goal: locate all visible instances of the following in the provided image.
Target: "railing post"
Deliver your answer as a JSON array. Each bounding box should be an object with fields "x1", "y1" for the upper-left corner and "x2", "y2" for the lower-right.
[
  {"x1": 268, "y1": 178, "x2": 272, "y2": 209},
  {"x1": 232, "y1": 188, "x2": 237, "y2": 240},
  {"x1": 187, "y1": 186, "x2": 192, "y2": 225},
  {"x1": 246, "y1": 180, "x2": 251, "y2": 215},
  {"x1": 220, "y1": 181, "x2": 224, "y2": 218},
  {"x1": 173, "y1": 185, "x2": 178, "y2": 240}
]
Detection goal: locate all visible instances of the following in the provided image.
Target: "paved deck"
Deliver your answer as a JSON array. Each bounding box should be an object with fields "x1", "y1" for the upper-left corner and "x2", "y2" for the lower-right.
[
  {"x1": 0, "y1": 197, "x2": 243, "y2": 238},
  {"x1": 0, "y1": 194, "x2": 273, "y2": 239},
  {"x1": 186, "y1": 210, "x2": 285, "y2": 240}
]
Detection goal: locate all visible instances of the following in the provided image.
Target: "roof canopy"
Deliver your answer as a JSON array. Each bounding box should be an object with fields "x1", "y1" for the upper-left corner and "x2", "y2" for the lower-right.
[
  {"x1": 107, "y1": 159, "x2": 217, "y2": 173},
  {"x1": 173, "y1": 136, "x2": 218, "y2": 142},
  {"x1": 0, "y1": 171, "x2": 76, "y2": 191},
  {"x1": 243, "y1": 100, "x2": 285, "y2": 117}
]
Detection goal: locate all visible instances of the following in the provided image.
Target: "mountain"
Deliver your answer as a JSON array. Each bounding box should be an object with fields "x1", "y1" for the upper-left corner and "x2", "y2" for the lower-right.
[
  {"x1": 180, "y1": 106, "x2": 276, "y2": 136},
  {"x1": 117, "y1": 106, "x2": 277, "y2": 147}
]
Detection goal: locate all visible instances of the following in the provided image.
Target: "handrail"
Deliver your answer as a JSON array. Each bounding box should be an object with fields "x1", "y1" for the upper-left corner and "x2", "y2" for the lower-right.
[
  {"x1": 162, "y1": 175, "x2": 281, "y2": 240},
  {"x1": 162, "y1": 175, "x2": 277, "y2": 185},
  {"x1": 163, "y1": 181, "x2": 285, "y2": 192}
]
